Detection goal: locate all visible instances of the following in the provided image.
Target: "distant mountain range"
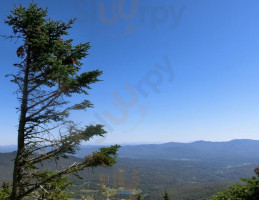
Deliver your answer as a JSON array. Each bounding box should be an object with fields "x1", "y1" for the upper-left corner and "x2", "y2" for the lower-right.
[
  {"x1": 1, "y1": 139, "x2": 259, "y2": 164},
  {"x1": 0, "y1": 145, "x2": 17, "y2": 153},
  {"x1": 119, "y1": 139, "x2": 259, "y2": 162},
  {"x1": 78, "y1": 139, "x2": 259, "y2": 164}
]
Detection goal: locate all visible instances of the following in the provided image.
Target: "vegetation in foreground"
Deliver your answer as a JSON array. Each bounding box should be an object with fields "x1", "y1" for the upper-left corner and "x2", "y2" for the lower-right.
[{"x1": 208, "y1": 168, "x2": 259, "y2": 200}]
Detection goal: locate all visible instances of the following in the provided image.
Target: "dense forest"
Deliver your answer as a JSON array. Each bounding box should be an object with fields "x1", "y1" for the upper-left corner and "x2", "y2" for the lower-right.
[{"x1": 0, "y1": 150, "x2": 257, "y2": 199}]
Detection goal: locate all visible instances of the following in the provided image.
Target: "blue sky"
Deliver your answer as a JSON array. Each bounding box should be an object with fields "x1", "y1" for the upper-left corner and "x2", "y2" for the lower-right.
[{"x1": 0, "y1": 0, "x2": 259, "y2": 145}]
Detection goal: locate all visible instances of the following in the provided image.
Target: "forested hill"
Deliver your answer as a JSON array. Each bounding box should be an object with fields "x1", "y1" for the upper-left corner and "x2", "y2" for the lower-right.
[
  {"x1": 1, "y1": 139, "x2": 259, "y2": 163},
  {"x1": 0, "y1": 142, "x2": 258, "y2": 199},
  {"x1": 0, "y1": 152, "x2": 257, "y2": 200}
]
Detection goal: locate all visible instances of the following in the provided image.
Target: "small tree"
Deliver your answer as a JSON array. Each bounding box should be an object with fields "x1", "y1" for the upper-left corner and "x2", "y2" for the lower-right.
[
  {"x1": 163, "y1": 191, "x2": 170, "y2": 200},
  {"x1": 4, "y1": 3, "x2": 119, "y2": 200},
  {"x1": 208, "y1": 168, "x2": 259, "y2": 200},
  {"x1": 0, "y1": 182, "x2": 11, "y2": 200},
  {"x1": 136, "y1": 193, "x2": 143, "y2": 200}
]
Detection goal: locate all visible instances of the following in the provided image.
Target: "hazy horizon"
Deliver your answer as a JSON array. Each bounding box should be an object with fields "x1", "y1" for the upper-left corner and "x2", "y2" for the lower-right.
[{"x1": 1, "y1": 138, "x2": 258, "y2": 147}]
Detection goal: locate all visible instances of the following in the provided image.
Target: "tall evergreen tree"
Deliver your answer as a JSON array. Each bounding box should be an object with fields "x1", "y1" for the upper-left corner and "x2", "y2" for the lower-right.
[{"x1": 4, "y1": 3, "x2": 119, "y2": 200}]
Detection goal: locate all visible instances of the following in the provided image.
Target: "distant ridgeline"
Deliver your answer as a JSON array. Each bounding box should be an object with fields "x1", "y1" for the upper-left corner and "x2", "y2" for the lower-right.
[
  {"x1": 0, "y1": 145, "x2": 17, "y2": 153},
  {"x1": 1, "y1": 139, "x2": 259, "y2": 163},
  {"x1": 77, "y1": 139, "x2": 259, "y2": 163}
]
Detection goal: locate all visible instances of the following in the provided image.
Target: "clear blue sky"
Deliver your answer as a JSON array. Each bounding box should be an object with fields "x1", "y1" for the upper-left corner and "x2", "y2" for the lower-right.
[{"x1": 1, "y1": 0, "x2": 259, "y2": 145}]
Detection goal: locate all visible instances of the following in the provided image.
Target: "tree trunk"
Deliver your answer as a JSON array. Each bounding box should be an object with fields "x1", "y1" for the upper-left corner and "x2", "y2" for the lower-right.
[{"x1": 10, "y1": 60, "x2": 30, "y2": 200}]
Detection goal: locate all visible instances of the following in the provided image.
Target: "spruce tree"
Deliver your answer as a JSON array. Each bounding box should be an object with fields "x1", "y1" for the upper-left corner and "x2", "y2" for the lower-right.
[{"x1": 4, "y1": 3, "x2": 119, "y2": 200}]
